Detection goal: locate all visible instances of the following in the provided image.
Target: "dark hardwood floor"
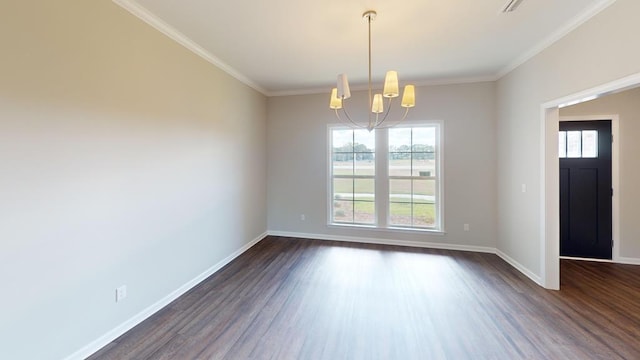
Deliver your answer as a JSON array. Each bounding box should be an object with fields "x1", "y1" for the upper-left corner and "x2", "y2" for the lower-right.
[{"x1": 89, "y1": 236, "x2": 640, "y2": 359}]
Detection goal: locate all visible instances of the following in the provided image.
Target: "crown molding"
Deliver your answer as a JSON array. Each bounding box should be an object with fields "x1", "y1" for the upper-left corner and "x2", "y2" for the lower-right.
[
  {"x1": 496, "y1": 0, "x2": 617, "y2": 79},
  {"x1": 113, "y1": 0, "x2": 616, "y2": 97},
  {"x1": 112, "y1": 0, "x2": 268, "y2": 95},
  {"x1": 267, "y1": 75, "x2": 498, "y2": 97},
  {"x1": 412, "y1": 75, "x2": 500, "y2": 88}
]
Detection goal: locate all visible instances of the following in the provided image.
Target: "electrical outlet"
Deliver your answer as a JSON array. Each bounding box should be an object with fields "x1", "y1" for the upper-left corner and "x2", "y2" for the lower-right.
[
  {"x1": 116, "y1": 285, "x2": 127, "y2": 302},
  {"x1": 300, "y1": 214, "x2": 306, "y2": 221},
  {"x1": 463, "y1": 224, "x2": 470, "y2": 232}
]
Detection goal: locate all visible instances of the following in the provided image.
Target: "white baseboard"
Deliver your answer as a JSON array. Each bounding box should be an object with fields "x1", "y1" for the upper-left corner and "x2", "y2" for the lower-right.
[
  {"x1": 560, "y1": 256, "x2": 614, "y2": 263},
  {"x1": 616, "y1": 256, "x2": 640, "y2": 265},
  {"x1": 495, "y1": 249, "x2": 543, "y2": 286},
  {"x1": 559, "y1": 255, "x2": 640, "y2": 266},
  {"x1": 268, "y1": 230, "x2": 496, "y2": 254},
  {"x1": 64, "y1": 232, "x2": 268, "y2": 360}
]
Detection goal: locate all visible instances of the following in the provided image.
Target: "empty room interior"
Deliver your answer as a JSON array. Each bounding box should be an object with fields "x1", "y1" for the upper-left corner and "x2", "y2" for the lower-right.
[{"x1": 2, "y1": 0, "x2": 640, "y2": 359}]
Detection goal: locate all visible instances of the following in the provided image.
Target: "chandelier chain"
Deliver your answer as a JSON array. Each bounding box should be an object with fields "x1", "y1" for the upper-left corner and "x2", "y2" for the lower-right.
[{"x1": 367, "y1": 12, "x2": 373, "y2": 128}]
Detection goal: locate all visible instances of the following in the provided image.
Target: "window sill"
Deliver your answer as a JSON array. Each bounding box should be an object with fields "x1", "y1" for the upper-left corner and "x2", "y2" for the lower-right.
[{"x1": 327, "y1": 223, "x2": 446, "y2": 236}]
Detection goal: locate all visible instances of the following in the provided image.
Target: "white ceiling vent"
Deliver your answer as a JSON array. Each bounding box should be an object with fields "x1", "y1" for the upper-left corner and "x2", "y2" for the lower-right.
[{"x1": 502, "y1": 0, "x2": 525, "y2": 13}]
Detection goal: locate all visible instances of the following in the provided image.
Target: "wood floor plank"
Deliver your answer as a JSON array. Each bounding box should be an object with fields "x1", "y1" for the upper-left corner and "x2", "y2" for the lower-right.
[{"x1": 88, "y1": 236, "x2": 640, "y2": 360}]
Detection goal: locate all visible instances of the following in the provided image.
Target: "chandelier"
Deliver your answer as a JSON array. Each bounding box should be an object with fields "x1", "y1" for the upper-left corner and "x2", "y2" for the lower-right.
[{"x1": 329, "y1": 10, "x2": 416, "y2": 131}]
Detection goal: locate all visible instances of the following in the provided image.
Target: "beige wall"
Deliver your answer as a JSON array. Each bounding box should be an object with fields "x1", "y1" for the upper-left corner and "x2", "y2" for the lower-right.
[
  {"x1": 560, "y1": 87, "x2": 640, "y2": 260},
  {"x1": 267, "y1": 82, "x2": 497, "y2": 249},
  {"x1": 496, "y1": 0, "x2": 640, "y2": 280},
  {"x1": 0, "y1": 1, "x2": 267, "y2": 359}
]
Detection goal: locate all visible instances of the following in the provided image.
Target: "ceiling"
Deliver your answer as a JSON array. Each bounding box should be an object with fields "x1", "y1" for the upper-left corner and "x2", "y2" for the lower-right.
[{"x1": 115, "y1": 0, "x2": 615, "y2": 96}]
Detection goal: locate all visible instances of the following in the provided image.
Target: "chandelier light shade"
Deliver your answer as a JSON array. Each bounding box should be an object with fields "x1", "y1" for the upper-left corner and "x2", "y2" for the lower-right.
[
  {"x1": 383, "y1": 71, "x2": 399, "y2": 98},
  {"x1": 337, "y1": 74, "x2": 351, "y2": 100},
  {"x1": 401, "y1": 85, "x2": 416, "y2": 108},
  {"x1": 372, "y1": 94, "x2": 384, "y2": 113},
  {"x1": 329, "y1": 10, "x2": 415, "y2": 131},
  {"x1": 329, "y1": 88, "x2": 342, "y2": 109}
]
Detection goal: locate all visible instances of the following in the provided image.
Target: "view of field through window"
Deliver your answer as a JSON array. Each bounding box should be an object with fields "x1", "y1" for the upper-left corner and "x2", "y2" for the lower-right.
[
  {"x1": 331, "y1": 126, "x2": 438, "y2": 228},
  {"x1": 332, "y1": 129, "x2": 375, "y2": 224},
  {"x1": 389, "y1": 127, "x2": 436, "y2": 227}
]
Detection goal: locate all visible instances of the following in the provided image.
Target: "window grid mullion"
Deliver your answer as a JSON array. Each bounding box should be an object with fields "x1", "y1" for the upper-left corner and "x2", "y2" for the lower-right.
[
  {"x1": 351, "y1": 131, "x2": 355, "y2": 223},
  {"x1": 409, "y1": 128, "x2": 413, "y2": 226}
]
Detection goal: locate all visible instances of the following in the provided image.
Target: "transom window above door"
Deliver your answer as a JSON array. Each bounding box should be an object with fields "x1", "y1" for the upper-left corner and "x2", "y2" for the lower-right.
[{"x1": 559, "y1": 130, "x2": 598, "y2": 158}]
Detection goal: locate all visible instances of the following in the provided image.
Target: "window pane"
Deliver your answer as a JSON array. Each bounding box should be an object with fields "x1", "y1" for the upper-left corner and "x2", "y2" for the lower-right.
[
  {"x1": 332, "y1": 130, "x2": 353, "y2": 152},
  {"x1": 332, "y1": 155, "x2": 352, "y2": 176},
  {"x1": 354, "y1": 179, "x2": 374, "y2": 201},
  {"x1": 389, "y1": 202, "x2": 412, "y2": 226},
  {"x1": 354, "y1": 129, "x2": 375, "y2": 152},
  {"x1": 412, "y1": 127, "x2": 436, "y2": 149},
  {"x1": 331, "y1": 128, "x2": 376, "y2": 226},
  {"x1": 333, "y1": 200, "x2": 353, "y2": 223},
  {"x1": 389, "y1": 156, "x2": 411, "y2": 176},
  {"x1": 389, "y1": 128, "x2": 411, "y2": 152},
  {"x1": 355, "y1": 156, "x2": 375, "y2": 176},
  {"x1": 413, "y1": 179, "x2": 435, "y2": 204},
  {"x1": 413, "y1": 156, "x2": 435, "y2": 177},
  {"x1": 413, "y1": 203, "x2": 435, "y2": 227},
  {"x1": 390, "y1": 179, "x2": 411, "y2": 203},
  {"x1": 582, "y1": 130, "x2": 598, "y2": 158},
  {"x1": 567, "y1": 131, "x2": 581, "y2": 158},
  {"x1": 333, "y1": 179, "x2": 353, "y2": 200},
  {"x1": 559, "y1": 131, "x2": 567, "y2": 158},
  {"x1": 354, "y1": 201, "x2": 375, "y2": 224}
]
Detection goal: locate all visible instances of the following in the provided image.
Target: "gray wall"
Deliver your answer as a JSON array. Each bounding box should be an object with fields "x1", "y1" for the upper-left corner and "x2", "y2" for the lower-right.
[
  {"x1": 561, "y1": 87, "x2": 640, "y2": 260},
  {"x1": 0, "y1": 1, "x2": 267, "y2": 359},
  {"x1": 4, "y1": 0, "x2": 640, "y2": 358},
  {"x1": 496, "y1": 0, "x2": 640, "y2": 278},
  {"x1": 267, "y1": 82, "x2": 497, "y2": 249}
]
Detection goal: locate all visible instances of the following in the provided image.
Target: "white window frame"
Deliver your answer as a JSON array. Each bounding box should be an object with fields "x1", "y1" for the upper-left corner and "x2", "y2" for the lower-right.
[{"x1": 327, "y1": 121, "x2": 444, "y2": 233}]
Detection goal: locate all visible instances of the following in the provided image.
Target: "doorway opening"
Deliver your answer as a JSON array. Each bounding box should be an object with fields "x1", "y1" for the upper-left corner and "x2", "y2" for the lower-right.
[{"x1": 540, "y1": 72, "x2": 640, "y2": 290}]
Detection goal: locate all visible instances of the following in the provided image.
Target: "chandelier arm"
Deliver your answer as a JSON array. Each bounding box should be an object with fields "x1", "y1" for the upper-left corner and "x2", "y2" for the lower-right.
[
  {"x1": 374, "y1": 97, "x2": 394, "y2": 128},
  {"x1": 376, "y1": 107, "x2": 411, "y2": 129},
  {"x1": 397, "y1": 106, "x2": 410, "y2": 123},
  {"x1": 402, "y1": 106, "x2": 410, "y2": 122},
  {"x1": 387, "y1": 107, "x2": 411, "y2": 127},
  {"x1": 340, "y1": 103, "x2": 367, "y2": 129},
  {"x1": 371, "y1": 112, "x2": 380, "y2": 131},
  {"x1": 333, "y1": 109, "x2": 342, "y2": 122}
]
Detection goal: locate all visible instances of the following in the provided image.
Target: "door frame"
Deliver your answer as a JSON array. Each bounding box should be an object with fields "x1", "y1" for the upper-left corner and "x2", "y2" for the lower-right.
[
  {"x1": 558, "y1": 116, "x2": 619, "y2": 262},
  {"x1": 540, "y1": 72, "x2": 640, "y2": 290}
]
